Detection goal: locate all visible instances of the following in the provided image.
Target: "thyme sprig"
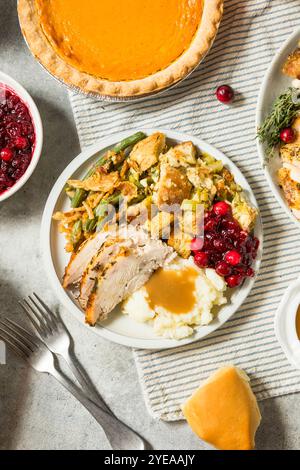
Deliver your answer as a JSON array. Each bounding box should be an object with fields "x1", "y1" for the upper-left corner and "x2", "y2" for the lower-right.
[{"x1": 257, "y1": 88, "x2": 300, "y2": 159}]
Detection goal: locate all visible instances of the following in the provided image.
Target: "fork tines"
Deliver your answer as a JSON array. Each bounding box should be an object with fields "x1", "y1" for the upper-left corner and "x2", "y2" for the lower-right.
[
  {"x1": 19, "y1": 293, "x2": 58, "y2": 336},
  {"x1": 0, "y1": 317, "x2": 39, "y2": 359}
]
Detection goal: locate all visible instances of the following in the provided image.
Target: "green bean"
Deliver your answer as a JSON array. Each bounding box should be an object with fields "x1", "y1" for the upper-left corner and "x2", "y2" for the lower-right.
[
  {"x1": 71, "y1": 220, "x2": 82, "y2": 244},
  {"x1": 95, "y1": 193, "x2": 122, "y2": 218},
  {"x1": 128, "y1": 194, "x2": 146, "y2": 206},
  {"x1": 84, "y1": 218, "x2": 97, "y2": 232},
  {"x1": 70, "y1": 132, "x2": 146, "y2": 208},
  {"x1": 113, "y1": 131, "x2": 146, "y2": 154},
  {"x1": 84, "y1": 153, "x2": 108, "y2": 180},
  {"x1": 95, "y1": 203, "x2": 107, "y2": 219},
  {"x1": 129, "y1": 174, "x2": 144, "y2": 190},
  {"x1": 71, "y1": 188, "x2": 87, "y2": 209},
  {"x1": 107, "y1": 192, "x2": 122, "y2": 205},
  {"x1": 71, "y1": 153, "x2": 108, "y2": 208}
]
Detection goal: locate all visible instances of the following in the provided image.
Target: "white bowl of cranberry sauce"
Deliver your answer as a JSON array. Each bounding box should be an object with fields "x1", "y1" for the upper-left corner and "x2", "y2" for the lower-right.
[{"x1": 0, "y1": 71, "x2": 43, "y2": 202}]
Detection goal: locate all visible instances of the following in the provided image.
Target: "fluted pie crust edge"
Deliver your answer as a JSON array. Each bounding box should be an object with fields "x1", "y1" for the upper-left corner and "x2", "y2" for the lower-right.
[{"x1": 18, "y1": 0, "x2": 224, "y2": 98}]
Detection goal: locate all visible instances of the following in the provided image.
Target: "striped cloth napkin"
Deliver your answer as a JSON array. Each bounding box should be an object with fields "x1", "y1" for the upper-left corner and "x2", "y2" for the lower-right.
[{"x1": 69, "y1": 0, "x2": 300, "y2": 421}]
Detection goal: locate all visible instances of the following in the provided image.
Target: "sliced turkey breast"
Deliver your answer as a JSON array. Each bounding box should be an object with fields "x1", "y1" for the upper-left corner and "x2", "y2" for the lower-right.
[
  {"x1": 79, "y1": 237, "x2": 133, "y2": 309},
  {"x1": 63, "y1": 230, "x2": 111, "y2": 288},
  {"x1": 85, "y1": 236, "x2": 174, "y2": 326}
]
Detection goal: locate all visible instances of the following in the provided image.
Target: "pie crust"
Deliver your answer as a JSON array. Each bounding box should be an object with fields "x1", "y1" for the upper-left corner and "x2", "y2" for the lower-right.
[{"x1": 18, "y1": 0, "x2": 224, "y2": 98}]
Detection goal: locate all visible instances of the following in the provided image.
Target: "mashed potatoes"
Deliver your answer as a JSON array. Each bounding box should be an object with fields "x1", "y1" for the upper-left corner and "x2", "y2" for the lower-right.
[{"x1": 122, "y1": 257, "x2": 227, "y2": 340}]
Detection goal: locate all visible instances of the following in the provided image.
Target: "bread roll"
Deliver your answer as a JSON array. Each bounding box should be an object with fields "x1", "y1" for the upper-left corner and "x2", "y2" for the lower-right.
[{"x1": 182, "y1": 365, "x2": 261, "y2": 450}]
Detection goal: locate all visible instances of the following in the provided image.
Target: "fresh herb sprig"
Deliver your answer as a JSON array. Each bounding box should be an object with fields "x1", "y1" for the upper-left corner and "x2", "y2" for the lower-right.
[{"x1": 257, "y1": 88, "x2": 300, "y2": 159}]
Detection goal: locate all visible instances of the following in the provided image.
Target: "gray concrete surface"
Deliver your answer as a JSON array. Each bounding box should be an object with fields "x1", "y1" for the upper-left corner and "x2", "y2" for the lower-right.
[{"x1": 0, "y1": 1, "x2": 299, "y2": 450}]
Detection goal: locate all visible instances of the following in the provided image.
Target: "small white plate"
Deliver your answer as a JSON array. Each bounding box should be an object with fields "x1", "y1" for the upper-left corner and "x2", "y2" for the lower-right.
[
  {"x1": 275, "y1": 277, "x2": 300, "y2": 370},
  {"x1": 41, "y1": 129, "x2": 263, "y2": 350},
  {"x1": 256, "y1": 28, "x2": 300, "y2": 228}
]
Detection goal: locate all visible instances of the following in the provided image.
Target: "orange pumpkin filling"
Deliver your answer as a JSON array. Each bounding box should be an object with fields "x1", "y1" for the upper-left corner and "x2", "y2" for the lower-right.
[{"x1": 35, "y1": 0, "x2": 203, "y2": 82}]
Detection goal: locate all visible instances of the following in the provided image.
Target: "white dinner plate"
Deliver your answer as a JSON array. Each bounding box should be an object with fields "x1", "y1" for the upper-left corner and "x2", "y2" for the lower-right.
[
  {"x1": 256, "y1": 28, "x2": 300, "y2": 228},
  {"x1": 41, "y1": 128, "x2": 263, "y2": 350}
]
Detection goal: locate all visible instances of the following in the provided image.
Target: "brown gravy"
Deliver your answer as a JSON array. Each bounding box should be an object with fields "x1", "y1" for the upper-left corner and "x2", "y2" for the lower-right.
[
  {"x1": 145, "y1": 267, "x2": 198, "y2": 314},
  {"x1": 296, "y1": 305, "x2": 300, "y2": 340}
]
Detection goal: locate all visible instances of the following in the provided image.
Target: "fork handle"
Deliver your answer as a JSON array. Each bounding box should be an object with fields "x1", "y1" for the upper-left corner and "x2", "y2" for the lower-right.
[
  {"x1": 63, "y1": 352, "x2": 112, "y2": 414},
  {"x1": 49, "y1": 367, "x2": 145, "y2": 450}
]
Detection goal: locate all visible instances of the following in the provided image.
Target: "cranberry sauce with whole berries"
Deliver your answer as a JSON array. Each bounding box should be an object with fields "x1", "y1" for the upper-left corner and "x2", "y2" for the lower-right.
[
  {"x1": 191, "y1": 201, "x2": 259, "y2": 288},
  {"x1": 0, "y1": 84, "x2": 35, "y2": 195}
]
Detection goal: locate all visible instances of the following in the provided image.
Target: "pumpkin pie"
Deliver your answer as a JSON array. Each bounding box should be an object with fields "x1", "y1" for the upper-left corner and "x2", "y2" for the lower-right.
[{"x1": 18, "y1": 0, "x2": 223, "y2": 98}]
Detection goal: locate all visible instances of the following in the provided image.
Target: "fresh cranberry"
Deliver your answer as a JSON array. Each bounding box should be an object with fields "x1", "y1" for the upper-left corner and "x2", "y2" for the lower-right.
[
  {"x1": 14, "y1": 136, "x2": 28, "y2": 150},
  {"x1": 216, "y1": 85, "x2": 234, "y2": 104},
  {"x1": 215, "y1": 261, "x2": 232, "y2": 277},
  {"x1": 191, "y1": 237, "x2": 204, "y2": 252},
  {"x1": 0, "y1": 147, "x2": 13, "y2": 162},
  {"x1": 194, "y1": 251, "x2": 209, "y2": 268},
  {"x1": 213, "y1": 201, "x2": 231, "y2": 216},
  {"x1": 224, "y1": 250, "x2": 242, "y2": 266},
  {"x1": 226, "y1": 274, "x2": 244, "y2": 288},
  {"x1": 280, "y1": 127, "x2": 295, "y2": 144}
]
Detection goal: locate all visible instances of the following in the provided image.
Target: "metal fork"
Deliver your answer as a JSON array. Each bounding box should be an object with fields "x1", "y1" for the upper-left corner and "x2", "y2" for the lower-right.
[
  {"x1": 0, "y1": 318, "x2": 146, "y2": 450},
  {"x1": 19, "y1": 293, "x2": 110, "y2": 413}
]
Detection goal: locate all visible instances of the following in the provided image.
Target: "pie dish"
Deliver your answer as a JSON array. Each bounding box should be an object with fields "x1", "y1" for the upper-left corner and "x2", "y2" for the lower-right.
[{"x1": 18, "y1": 0, "x2": 224, "y2": 99}]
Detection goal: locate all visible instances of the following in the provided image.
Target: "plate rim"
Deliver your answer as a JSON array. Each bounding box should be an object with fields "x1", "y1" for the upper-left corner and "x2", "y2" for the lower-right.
[
  {"x1": 41, "y1": 128, "x2": 263, "y2": 350},
  {"x1": 274, "y1": 276, "x2": 300, "y2": 370},
  {"x1": 256, "y1": 27, "x2": 300, "y2": 229}
]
